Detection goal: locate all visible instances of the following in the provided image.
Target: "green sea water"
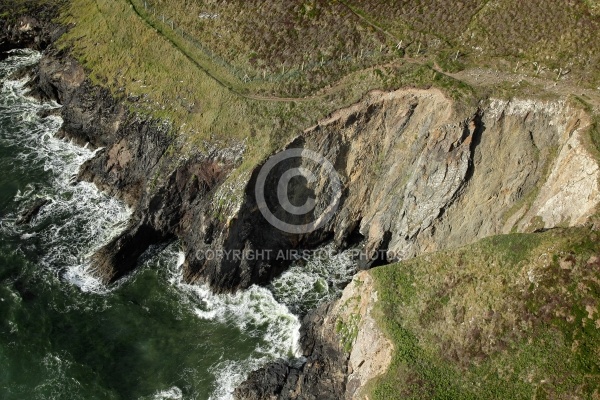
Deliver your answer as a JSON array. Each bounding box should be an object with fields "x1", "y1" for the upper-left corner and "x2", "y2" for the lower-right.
[{"x1": 0, "y1": 49, "x2": 357, "y2": 400}]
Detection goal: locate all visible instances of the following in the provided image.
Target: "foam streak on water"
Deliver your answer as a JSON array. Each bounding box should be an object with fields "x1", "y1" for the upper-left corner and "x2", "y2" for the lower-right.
[
  {"x1": 269, "y1": 243, "x2": 357, "y2": 315},
  {"x1": 0, "y1": 49, "x2": 131, "y2": 292},
  {"x1": 156, "y1": 244, "x2": 300, "y2": 400},
  {"x1": 154, "y1": 242, "x2": 357, "y2": 399},
  {"x1": 0, "y1": 50, "x2": 357, "y2": 400}
]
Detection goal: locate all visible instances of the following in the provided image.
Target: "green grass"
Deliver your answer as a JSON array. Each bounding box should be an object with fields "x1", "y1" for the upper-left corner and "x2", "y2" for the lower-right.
[
  {"x1": 370, "y1": 227, "x2": 600, "y2": 399},
  {"x1": 336, "y1": 313, "x2": 361, "y2": 353},
  {"x1": 52, "y1": 0, "x2": 481, "y2": 212}
]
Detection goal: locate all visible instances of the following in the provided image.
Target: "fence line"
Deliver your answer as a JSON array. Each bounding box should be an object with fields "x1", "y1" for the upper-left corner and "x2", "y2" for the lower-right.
[{"x1": 137, "y1": 0, "x2": 396, "y2": 84}]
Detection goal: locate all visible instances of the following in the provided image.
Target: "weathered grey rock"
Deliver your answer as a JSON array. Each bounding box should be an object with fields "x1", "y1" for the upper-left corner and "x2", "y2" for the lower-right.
[
  {"x1": 28, "y1": 46, "x2": 600, "y2": 296},
  {"x1": 16, "y1": 198, "x2": 50, "y2": 225},
  {"x1": 234, "y1": 92, "x2": 600, "y2": 398},
  {"x1": 235, "y1": 301, "x2": 349, "y2": 400},
  {"x1": 8, "y1": 4, "x2": 600, "y2": 399},
  {"x1": 235, "y1": 271, "x2": 391, "y2": 400},
  {"x1": 34, "y1": 53, "x2": 599, "y2": 293}
]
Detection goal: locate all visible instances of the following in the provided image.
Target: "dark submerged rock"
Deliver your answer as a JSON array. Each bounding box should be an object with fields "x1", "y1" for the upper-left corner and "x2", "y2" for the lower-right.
[
  {"x1": 234, "y1": 302, "x2": 348, "y2": 400},
  {"x1": 16, "y1": 198, "x2": 50, "y2": 225}
]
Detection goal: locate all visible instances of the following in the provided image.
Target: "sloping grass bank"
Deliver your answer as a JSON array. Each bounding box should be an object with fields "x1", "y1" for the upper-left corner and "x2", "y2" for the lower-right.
[
  {"x1": 370, "y1": 226, "x2": 600, "y2": 399},
  {"x1": 54, "y1": 0, "x2": 475, "y2": 195}
]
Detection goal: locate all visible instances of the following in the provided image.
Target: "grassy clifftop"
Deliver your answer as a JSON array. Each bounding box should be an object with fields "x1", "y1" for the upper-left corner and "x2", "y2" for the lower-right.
[
  {"x1": 370, "y1": 225, "x2": 600, "y2": 399},
  {"x1": 51, "y1": 0, "x2": 600, "y2": 150},
  {"x1": 117, "y1": 0, "x2": 600, "y2": 96},
  {"x1": 54, "y1": 0, "x2": 477, "y2": 178}
]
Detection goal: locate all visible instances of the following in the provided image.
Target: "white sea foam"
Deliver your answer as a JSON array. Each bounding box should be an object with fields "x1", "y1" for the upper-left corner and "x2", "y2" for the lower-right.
[
  {"x1": 152, "y1": 386, "x2": 183, "y2": 400},
  {"x1": 0, "y1": 50, "x2": 131, "y2": 293},
  {"x1": 159, "y1": 246, "x2": 300, "y2": 400},
  {"x1": 1, "y1": 50, "x2": 356, "y2": 400},
  {"x1": 157, "y1": 242, "x2": 357, "y2": 399},
  {"x1": 269, "y1": 243, "x2": 357, "y2": 315}
]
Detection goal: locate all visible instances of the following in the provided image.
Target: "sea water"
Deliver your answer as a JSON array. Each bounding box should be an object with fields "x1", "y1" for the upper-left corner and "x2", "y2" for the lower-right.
[{"x1": 0, "y1": 49, "x2": 356, "y2": 400}]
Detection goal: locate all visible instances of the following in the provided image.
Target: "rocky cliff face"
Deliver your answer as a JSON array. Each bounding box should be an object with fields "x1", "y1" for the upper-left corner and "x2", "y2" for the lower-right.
[
  {"x1": 234, "y1": 271, "x2": 391, "y2": 400},
  {"x1": 184, "y1": 88, "x2": 597, "y2": 293},
  {"x1": 234, "y1": 91, "x2": 599, "y2": 398},
  {"x1": 278, "y1": 90, "x2": 595, "y2": 262},
  {"x1": 6, "y1": 10, "x2": 600, "y2": 397},
  {"x1": 21, "y1": 28, "x2": 598, "y2": 294},
  {"x1": 26, "y1": 46, "x2": 600, "y2": 297}
]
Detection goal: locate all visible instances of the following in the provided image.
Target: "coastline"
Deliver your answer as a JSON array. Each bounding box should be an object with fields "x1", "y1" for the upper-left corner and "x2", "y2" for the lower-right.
[{"x1": 4, "y1": 3, "x2": 600, "y2": 399}]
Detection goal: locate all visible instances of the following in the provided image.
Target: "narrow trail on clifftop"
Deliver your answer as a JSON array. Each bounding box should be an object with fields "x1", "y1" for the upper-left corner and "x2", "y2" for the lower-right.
[
  {"x1": 123, "y1": 0, "x2": 455, "y2": 103},
  {"x1": 124, "y1": 0, "x2": 599, "y2": 108}
]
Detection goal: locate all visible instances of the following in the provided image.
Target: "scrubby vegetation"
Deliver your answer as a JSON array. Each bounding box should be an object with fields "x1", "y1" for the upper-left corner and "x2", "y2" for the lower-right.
[
  {"x1": 7, "y1": 0, "x2": 598, "y2": 141},
  {"x1": 57, "y1": 0, "x2": 377, "y2": 171},
  {"x1": 7, "y1": 1, "x2": 600, "y2": 395},
  {"x1": 55, "y1": 0, "x2": 477, "y2": 164},
  {"x1": 348, "y1": 0, "x2": 600, "y2": 85},
  {"x1": 118, "y1": 0, "x2": 600, "y2": 96},
  {"x1": 53, "y1": 0, "x2": 472, "y2": 212},
  {"x1": 132, "y1": 0, "x2": 395, "y2": 96},
  {"x1": 370, "y1": 227, "x2": 600, "y2": 399},
  {"x1": 0, "y1": 0, "x2": 64, "y2": 22}
]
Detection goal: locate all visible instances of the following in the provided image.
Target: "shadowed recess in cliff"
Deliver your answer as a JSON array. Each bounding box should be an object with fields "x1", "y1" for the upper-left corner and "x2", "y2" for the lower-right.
[
  {"x1": 0, "y1": 50, "x2": 306, "y2": 400},
  {"x1": 85, "y1": 87, "x2": 600, "y2": 297}
]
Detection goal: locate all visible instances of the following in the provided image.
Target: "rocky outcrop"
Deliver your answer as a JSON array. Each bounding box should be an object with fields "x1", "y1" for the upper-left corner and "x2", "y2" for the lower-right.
[
  {"x1": 89, "y1": 152, "x2": 237, "y2": 282},
  {"x1": 341, "y1": 272, "x2": 392, "y2": 399},
  {"x1": 29, "y1": 50, "x2": 127, "y2": 148},
  {"x1": 234, "y1": 302, "x2": 349, "y2": 400},
  {"x1": 23, "y1": 41, "x2": 600, "y2": 295},
  {"x1": 0, "y1": 2, "x2": 65, "y2": 56},
  {"x1": 235, "y1": 271, "x2": 391, "y2": 400},
  {"x1": 180, "y1": 89, "x2": 599, "y2": 292},
  {"x1": 48, "y1": 80, "x2": 596, "y2": 294},
  {"x1": 14, "y1": 3, "x2": 595, "y2": 293},
  {"x1": 6, "y1": 18, "x2": 248, "y2": 288},
  {"x1": 233, "y1": 92, "x2": 599, "y2": 398},
  {"x1": 16, "y1": 198, "x2": 50, "y2": 225},
  {"x1": 6, "y1": 4, "x2": 600, "y2": 398}
]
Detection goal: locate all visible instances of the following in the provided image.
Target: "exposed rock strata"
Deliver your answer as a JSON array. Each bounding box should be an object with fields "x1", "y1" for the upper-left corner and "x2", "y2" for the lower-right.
[
  {"x1": 234, "y1": 271, "x2": 391, "y2": 400},
  {"x1": 234, "y1": 93, "x2": 599, "y2": 398},
  {"x1": 5, "y1": 10, "x2": 600, "y2": 398},
  {"x1": 24, "y1": 37, "x2": 599, "y2": 293},
  {"x1": 184, "y1": 89, "x2": 597, "y2": 292}
]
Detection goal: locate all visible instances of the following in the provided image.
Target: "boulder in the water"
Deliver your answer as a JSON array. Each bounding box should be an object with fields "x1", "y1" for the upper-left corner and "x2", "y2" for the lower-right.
[{"x1": 16, "y1": 198, "x2": 50, "y2": 225}]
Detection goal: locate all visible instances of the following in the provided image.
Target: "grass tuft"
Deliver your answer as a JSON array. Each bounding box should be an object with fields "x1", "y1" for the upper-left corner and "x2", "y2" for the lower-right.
[{"x1": 370, "y1": 227, "x2": 600, "y2": 399}]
